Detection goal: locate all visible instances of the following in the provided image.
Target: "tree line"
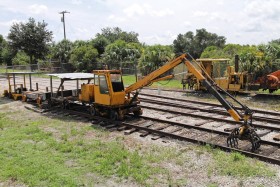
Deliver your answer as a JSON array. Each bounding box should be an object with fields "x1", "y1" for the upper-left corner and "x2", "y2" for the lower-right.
[{"x1": 1, "y1": 17, "x2": 280, "y2": 78}]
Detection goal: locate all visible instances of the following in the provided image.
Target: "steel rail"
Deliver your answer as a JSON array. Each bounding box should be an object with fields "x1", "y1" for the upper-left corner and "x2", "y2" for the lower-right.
[
  {"x1": 122, "y1": 120, "x2": 280, "y2": 165},
  {"x1": 139, "y1": 93, "x2": 280, "y2": 117},
  {"x1": 140, "y1": 105, "x2": 280, "y2": 132},
  {"x1": 140, "y1": 98, "x2": 280, "y2": 124}
]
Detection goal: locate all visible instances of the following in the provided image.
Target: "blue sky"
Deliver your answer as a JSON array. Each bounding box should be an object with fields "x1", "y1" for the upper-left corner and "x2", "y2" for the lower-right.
[{"x1": 1, "y1": 0, "x2": 280, "y2": 45}]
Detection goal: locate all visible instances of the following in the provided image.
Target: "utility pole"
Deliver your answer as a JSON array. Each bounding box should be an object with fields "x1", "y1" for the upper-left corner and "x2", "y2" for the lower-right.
[{"x1": 59, "y1": 10, "x2": 70, "y2": 40}]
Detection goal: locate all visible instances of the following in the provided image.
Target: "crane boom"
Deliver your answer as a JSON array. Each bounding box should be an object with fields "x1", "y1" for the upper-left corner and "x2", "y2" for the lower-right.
[{"x1": 124, "y1": 53, "x2": 260, "y2": 151}]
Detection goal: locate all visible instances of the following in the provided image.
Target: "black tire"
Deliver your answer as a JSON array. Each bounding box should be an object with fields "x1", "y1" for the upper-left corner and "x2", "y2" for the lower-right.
[
  {"x1": 110, "y1": 110, "x2": 119, "y2": 120},
  {"x1": 89, "y1": 106, "x2": 96, "y2": 116}
]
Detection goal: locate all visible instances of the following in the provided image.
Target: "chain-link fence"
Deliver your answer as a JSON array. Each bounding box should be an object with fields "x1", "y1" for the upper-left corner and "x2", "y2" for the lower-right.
[
  {"x1": 0, "y1": 63, "x2": 137, "y2": 74},
  {"x1": 0, "y1": 63, "x2": 73, "y2": 73}
]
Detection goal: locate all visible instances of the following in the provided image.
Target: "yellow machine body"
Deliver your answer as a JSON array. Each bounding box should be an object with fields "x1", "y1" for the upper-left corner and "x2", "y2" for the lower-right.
[
  {"x1": 92, "y1": 70, "x2": 126, "y2": 106},
  {"x1": 78, "y1": 70, "x2": 126, "y2": 107},
  {"x1": 188, "y1": 59, "x2": 254, "y2": 92},
  {"x1": 79, "y1": 84, "x2": 95, "y2": 102}
]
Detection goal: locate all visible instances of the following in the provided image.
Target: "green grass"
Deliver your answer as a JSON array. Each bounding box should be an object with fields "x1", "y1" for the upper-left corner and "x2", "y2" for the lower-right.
[
  {"x1": 123, "y1": 75, "x2": 182, "y2": 89},
  {"x1": 0, "y1": 112, "x2": 161, "y2": 186},
  {"x1": 208, "y1": 149, "x2": 276, "y2": 178},
  {"x1": 0, "y1": 68, "x2": 7, "y2": 73},
  {"x1": 256, "y1": 88, "x2": 280, "y2": 94},
  {"x1": 0, "y1": 102, "x2": 277, "y2": 186},
  {"x1": 0, "y1": 68, "x2": 31, "y2": 73}
]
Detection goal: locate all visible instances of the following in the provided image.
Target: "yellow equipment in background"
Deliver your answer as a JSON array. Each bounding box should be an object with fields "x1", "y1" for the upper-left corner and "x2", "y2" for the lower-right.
[
  {"x1": 187, "y1": 58, "x2": 258, "y2": 93},
  {"x1": 3, "y1": 72, "x2": 37, "y2": 100}
]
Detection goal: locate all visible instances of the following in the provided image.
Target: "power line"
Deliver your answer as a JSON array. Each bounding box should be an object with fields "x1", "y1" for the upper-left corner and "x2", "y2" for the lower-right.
[{"x1": 59, "y1": 10, "x2": 70, "y2": 40}]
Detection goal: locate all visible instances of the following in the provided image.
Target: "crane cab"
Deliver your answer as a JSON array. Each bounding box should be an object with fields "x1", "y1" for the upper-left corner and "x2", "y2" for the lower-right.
[{"x1": 92, "y1": 70, "x2": 126, "y2": 106}]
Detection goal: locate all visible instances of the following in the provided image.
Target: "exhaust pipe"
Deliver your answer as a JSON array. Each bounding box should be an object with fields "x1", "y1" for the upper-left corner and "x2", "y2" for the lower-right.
[{"x1": 235, "y1": 55, "x2": 239, "y2": 72}]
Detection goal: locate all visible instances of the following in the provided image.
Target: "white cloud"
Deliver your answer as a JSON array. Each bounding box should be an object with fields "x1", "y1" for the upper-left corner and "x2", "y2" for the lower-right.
[
  {"x1": 245, "y1": 0, "x2": 280, "y2": 20},
  {"x1": 75, "y1": 27, "x2": 89, "y2": 34},
  {"x1": 193, "y1": 11, "x2": 229, "y2": 22},
  {"x1": 193, "y1": 11, "x2": 208, "y2": 17},
  {"x1": 71, "y1": 0, "x2": 83, "y2": 5},
  {"x1": 239, "y1": 19, "x2": 263, "y2": 32},
  {"x1": 140, "y1": 35, "x2": 163, "y2": 44},
  {"x1": 108, "y1": 15, "x2": 126, "y2": 23},
  {"x1": 152, "y1": 9, "x2": 173, "y2": 17},
  {"x1": 0, "y1": 19, "x2": 24, "y2": 27},
  {"x1": 217, "y1": 0, "x2": 225, "y2": 5},
  {"x1": 123, "y1": 4, "x2": 146, "y2": 17},
  {"x1": 1, "y1": 0, "x2": 280, "y2": 45},
  {"x1": 28, "y1": 4, "x2": 48, "y2": 14},
  {"x1": 123, "y1": 3, "x2": 174, "y2": 18},
  {"x1": 140, "y1": 31, "x2": 176, "y2": 45},
  {"x1": 184, "y1": 21, "x2": 191, "y2": 27}
]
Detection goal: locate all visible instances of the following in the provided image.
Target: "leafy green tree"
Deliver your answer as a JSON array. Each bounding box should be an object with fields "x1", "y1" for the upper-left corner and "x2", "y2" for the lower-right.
[
  {"x1": 51, "y1": 40, "x2": 73, "y2": 64},
  {"x1": 12, "y1": 51, "x2": 29, "y2": 65},
  {"x1": 257, "y1": 43, "x2": 280, "y2": 74},
  {"x1": 239, "y1": 46, "x2": 260, "y2": 73},
  {"x1": 70, "y1": 44, "x2": 98, "y2": 72},
  {"x1": 0, "y1": 35, "x2": 14, "y2": 66},
  {"x1": 7, "y1": 17, "x2": 53, "y2": 64},
  {"x1": 173, "y1": 32, "x2": 194, "y2": 56},
  {"x1": 96, "y1": 27, "x2": 139, "y2": 43},
  {"x1": 200, "y1": 46, "x2": 224, "y2": 58},
  {"x1": 102, "y1": 40, "x2": 142, "y2": 70},
  {"x1": 1, "y1": 48, "x2": 14, "y2": 66},
  {"x1": 173, "y1": 28, "x2": 226, "y2": 59},
  {"x1": 0, "y1": 35, "x2": 6, "y2": 64},
  {"x1": 223, "y1": 44, "x2": 242, "y2": 57},
  {"x1": 90, "y1": 36, "x2": 110, "y2": 56},
  {"x1": 0, "y1": 35, "x2": 13, "y2": 66},
  {"x1": 201, "y1": 44, "x2": 243, "y2": 59},
  {"x1": 138, "y1": 45, "x2": 174, "y2": 75},
  {"x1": 72, "y1": 40, "x2": 88, "y2": 48},
  {"x1": 269, "y1": 39, "x2": 280, "y2": 45}
]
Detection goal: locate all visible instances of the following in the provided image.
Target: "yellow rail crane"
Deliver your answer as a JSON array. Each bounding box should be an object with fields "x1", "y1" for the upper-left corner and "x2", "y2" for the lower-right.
[{"x1": 77, "y1": 54, "x2": 260, "y2": 151}]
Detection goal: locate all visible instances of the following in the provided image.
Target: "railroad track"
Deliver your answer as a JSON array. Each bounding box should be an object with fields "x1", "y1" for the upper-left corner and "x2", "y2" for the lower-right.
[
  {"x1": 139, "y1": 92, "x2": 280, "y2": 118},
  {"x1": 143, "y1": 87, "x2": 280, "y2": 99},
  {"x1": 139, "y1": 93, "x2": 280, "y2": 142},
  {"x1": 32, "y1": 104, "x2": 280, "y2": 166},
  {"x1": 140, "y1": 97, "x2": 280, "y2": 126}
]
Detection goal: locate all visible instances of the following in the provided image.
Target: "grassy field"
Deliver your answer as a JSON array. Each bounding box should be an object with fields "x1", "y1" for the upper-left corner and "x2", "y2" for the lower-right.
[{"x1": 0, "y1": 99, "x2": 277, "y2": 186}]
